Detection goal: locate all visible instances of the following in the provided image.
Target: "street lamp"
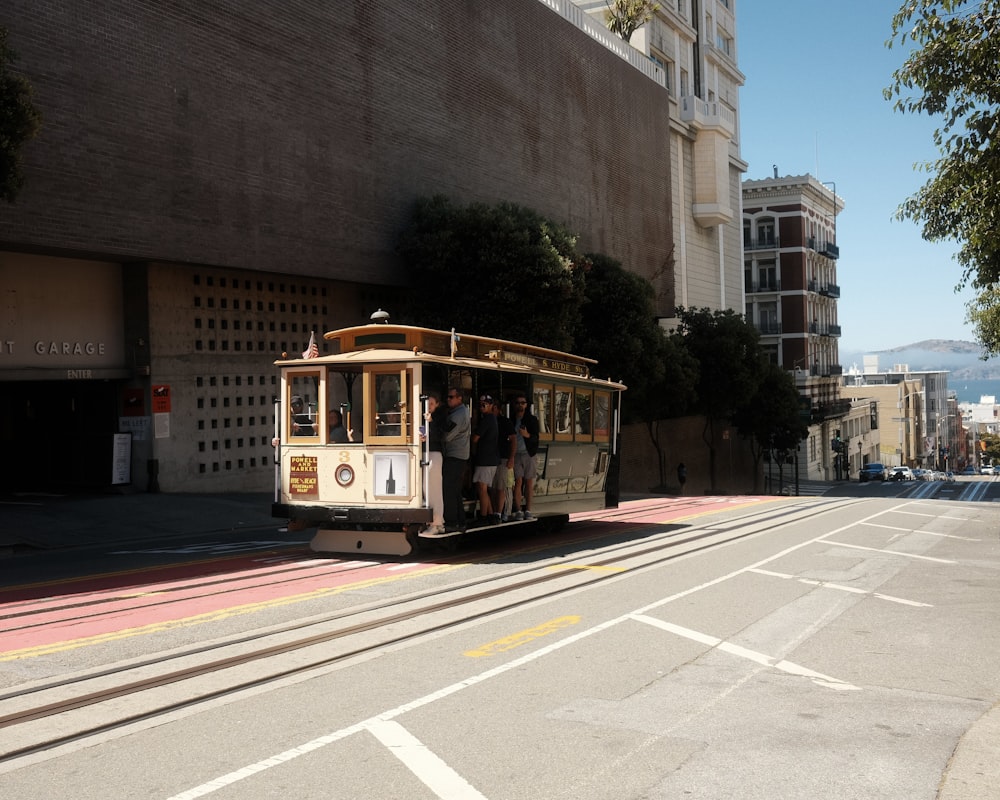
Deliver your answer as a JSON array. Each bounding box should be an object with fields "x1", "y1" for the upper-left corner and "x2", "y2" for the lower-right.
[
  {"x1": 891, "y1": 416, "x2": 911, "y2": 467},
  {"x1": 937, "y1": 415, "x2": 955, "y2": 471}
]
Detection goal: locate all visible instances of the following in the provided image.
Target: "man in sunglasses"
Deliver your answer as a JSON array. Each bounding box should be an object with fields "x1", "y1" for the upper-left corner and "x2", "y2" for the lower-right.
[{"x1": 510, "y1": 394, "x2": 540, "y2": 520}]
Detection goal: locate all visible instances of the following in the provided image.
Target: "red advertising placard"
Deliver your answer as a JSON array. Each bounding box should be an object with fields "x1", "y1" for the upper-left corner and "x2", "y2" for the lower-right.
[
  {"x1": 123, "y1": 388, "x2": 145, "y2": 416},
  {"x1": 152, "y1": 385, "x2": 171, "y2": 413}
]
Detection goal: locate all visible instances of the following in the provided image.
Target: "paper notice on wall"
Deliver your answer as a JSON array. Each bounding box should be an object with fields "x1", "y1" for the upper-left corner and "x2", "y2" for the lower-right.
[
  {"x1": 112, "y1": 433, "x2": 132, "y2": 485},
  {"x1": 154, "y1": 412, "x2": 170, "y2": 439}
]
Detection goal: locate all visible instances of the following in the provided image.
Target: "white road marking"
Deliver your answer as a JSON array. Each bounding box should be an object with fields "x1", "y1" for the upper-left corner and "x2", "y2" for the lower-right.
[
  {"x1": 859, "y1": 522, "x2": 979, "y2": 541},
  {"x1": 631, "y1": 616, "x2": 860, "y2": 691},
  {"x1": 748, "y1": 569, "x2": 933, "y2": 607},
  {"x1": 823, "y1": 540, "x2": 956, "y2": 563},
  {"x1": 366, "y1": 719, "x2": 488, "y2": 799},
  {"x1": 166, "y1": 502, "x2": 932, "y2": 798},
  {"x1": 892, "y1": 510, "x2": 972, "y2": 521}
]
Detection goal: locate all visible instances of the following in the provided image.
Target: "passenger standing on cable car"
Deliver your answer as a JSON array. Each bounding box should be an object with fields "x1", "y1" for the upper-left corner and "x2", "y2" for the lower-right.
[
  {"x1": 419, "y1": 390, "x2": 447, "y2": 535},
  {"x1": 442, "y1": 386, "x2": 471, "y2": 531},
  {"x1": 511, "y1": 393, "x2": 539, "y2": 519},
  {"x1": 492, "y1": 400, "x2": 516, "y2": 521},
  {"x1": 471, "y1": 395, "x2": 500, "y2": 525}
]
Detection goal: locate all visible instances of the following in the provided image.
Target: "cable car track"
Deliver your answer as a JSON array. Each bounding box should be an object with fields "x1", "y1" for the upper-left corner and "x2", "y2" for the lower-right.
[
  {"x1": 0, "y1": 496, "x2": 856, "y2": 766},
  {"x1": 0, "y1": 553, "x2": 375, "y2": 631},
  {"x1": 0, "y1": 496, "x2": 772, "y2": 630}
]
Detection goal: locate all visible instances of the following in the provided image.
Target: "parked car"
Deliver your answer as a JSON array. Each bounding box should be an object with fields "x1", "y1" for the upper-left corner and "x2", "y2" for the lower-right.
[
  {"x1": 859, "y1": 462, "x2": 887, "y2": 482},
  {"x1": 889, "y1": 466, "x2": 914, "y2": 481},
  {"x1": 980, "y1": 465, "x2": 993, "y2": 475},
  {"x1": 961, "y1": 465, "x2": 977, "y2": 475},
  {"x1": 912, "y1": 468, "x2": 932, "y2": 481}
]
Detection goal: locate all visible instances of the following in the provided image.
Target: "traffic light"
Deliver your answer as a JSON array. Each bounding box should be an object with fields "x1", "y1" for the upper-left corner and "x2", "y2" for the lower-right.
[{"x1": 831, "y1": 429, "x2": 842, "y2": 452}]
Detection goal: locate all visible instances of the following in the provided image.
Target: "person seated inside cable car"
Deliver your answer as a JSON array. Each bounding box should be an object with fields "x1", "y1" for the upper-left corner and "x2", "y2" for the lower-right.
[
  {"x1": 328, "y1": 408, "x2": 353, "y2": 443},
  {"x1": 375, "y1": 408, "x2": 401, "y2": 436},
  {"x1": 290, "y1": 395, "x2": 315, "y2": 436}
]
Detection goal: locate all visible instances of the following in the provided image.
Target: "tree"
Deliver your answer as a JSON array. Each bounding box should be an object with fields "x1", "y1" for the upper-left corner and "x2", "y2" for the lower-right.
[
  {"x1": 573, "y1": 253, "x2": 664, "y2": 401},
  {"x1": 638, "y1": 331, "x2": 698, "y2": 491},
  {"x1": 605, "y1": 0, "x2": 660, "y2": 43},
  {"x1": 731, "y1": 363, "x2": 808, "y2": 493},
  {"x1": 673, "y1": 307, "x2": 766, "y2": 492},
  {"x1": 396, "y1": 195, "x2": 587, "y2": 351},
  {"x1": 884, "y1": 1, "x2": 1000, "y2": 354},
  {"x1": 572, "y1": 254, "x2": 699, "y2": 490},
  {"x1": 0, "y1": 26, "x2": 41, "y2": 203},
  {"x1": 980, "y1": 432, "x2": 1000, "y2": 465}
]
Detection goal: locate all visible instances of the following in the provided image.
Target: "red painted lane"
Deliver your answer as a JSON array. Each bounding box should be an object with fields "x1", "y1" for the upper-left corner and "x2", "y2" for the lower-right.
[
  {"x1": 1, "y1": 495, "x2": 777, "y2": 657},
  {"x1": 1, "y1": 554, "x2": 356, "y2": 616},
  {"x1": 0, "y1": 557, "x2": 445, "y2": 656},
  {"x1": 0, "y1": 548, "x2": 317, "y2": 605},
  {"x1": 571, "y1": 495, "x2": 775, "y2": 525}
]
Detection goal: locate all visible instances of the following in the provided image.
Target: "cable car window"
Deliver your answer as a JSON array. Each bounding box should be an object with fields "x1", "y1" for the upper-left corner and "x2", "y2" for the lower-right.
[
  {"x1": 364, "y1": 366, "x2": 411, "y2": 443},
  {"x1": 554, "y1": 386, "x2": 573, "y2": 441},
  {"x1": 328, "y1": 367, "x2": 361, "y2": 442},
  {"x1": 575, "y1": 389, "x2": 592, "y2": 440},
  {"x1": 593, "y1": 391, "x2": 611, "y2": 442},
  {"x1": 533, "y1": 384, "x2": 553, "y2": 440},
  {"x1": 287, "y1": 372, "x2": 320, "y2": 439}
]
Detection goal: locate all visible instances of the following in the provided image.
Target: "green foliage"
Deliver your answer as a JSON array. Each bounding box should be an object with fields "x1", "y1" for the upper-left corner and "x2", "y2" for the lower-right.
[
  {"x1": 884, "y1": 1, "x2": 1000, "y2": 354},
  {"x1": 396, "y1": 196, "x2": 707, "y2": 435},
  {"x1": 0, "y1": 26, "x2": 41, "y2": 203},
  {"x1": 980, "y1": 432, "x2": 1000, "y2": 464},
  {"x1": 605, "y1": 0, "x2": 660, "y2": 42},
  {"x1": 671, "y1": 307, "x2": 767, "y2": 491},
  {"x1": 396, "y1": 195, "x2": 587, "y2": 351},
  {"x1": 732, "y1": 362, "x2": 808, "y2": 458},
  {"x1": 967, "y1": 285, "x2": 1000, "y2": 350},
  {"x1": 574, "y1": 253, "x2": 668, "y2": 410},
  {"x1": 672, "y1": 307, "x2": 766, "y2": 421}
]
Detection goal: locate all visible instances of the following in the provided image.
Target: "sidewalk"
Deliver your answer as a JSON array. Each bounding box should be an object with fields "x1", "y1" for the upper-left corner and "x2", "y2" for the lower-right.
[{"x1": 0, "y1": 491, "x2": 278, "y2": 558}]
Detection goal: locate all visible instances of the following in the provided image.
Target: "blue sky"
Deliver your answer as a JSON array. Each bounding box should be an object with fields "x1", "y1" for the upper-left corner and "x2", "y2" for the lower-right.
[{"x1": 736, "y1": 0, "x2": 977, "y2": 354}]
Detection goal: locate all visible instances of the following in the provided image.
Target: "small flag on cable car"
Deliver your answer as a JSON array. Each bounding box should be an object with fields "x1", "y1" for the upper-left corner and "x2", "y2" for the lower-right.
[{"x1": 302, "y1": 330, "x2": 319, "y2": 359}]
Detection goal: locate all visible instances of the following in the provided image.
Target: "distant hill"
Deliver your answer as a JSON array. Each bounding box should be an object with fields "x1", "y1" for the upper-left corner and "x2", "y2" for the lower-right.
[{"x1": 840, "y1": 340, "x2": 1000, "y2": 380}]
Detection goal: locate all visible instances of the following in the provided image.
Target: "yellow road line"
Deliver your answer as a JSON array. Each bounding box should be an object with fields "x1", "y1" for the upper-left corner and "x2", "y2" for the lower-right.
[{"x1": 464, "y1": 615, "x2": 581, "y2": 657}]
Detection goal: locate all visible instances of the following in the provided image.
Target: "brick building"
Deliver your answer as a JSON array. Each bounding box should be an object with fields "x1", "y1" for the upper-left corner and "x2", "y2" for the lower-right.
[{"x1": 742, "y1": 174, "x2": 850, "y2": 480}]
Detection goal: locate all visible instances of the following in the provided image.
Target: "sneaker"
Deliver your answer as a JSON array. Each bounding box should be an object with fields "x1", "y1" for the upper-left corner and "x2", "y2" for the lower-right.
[
  {"x1": 511, "y1": 511, "x2": 523, "y2": 521},
  {"x1": 523, "y1": 511, "x2": 534, "y2": 520},
  {"x1": 420, "y1": 524, "x2": 445, "y2": 535},
  {"x1": 489, "y1": 514, "x2": 501, "y2": 525}
]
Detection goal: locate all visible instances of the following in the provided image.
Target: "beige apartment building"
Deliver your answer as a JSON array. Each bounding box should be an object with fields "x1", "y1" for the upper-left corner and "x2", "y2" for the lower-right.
[{"x1": 571, "y1": 0, "x2": 746, "y2": 317}]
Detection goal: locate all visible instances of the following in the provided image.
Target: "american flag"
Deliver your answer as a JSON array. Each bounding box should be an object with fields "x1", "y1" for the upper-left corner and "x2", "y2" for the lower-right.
[{"x1": 302, "y1": 330, "x2": 319, "y2": 359}]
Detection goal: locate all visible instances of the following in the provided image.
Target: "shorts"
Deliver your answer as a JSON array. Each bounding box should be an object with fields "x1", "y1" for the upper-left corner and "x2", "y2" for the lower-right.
[
  {"x1": 472, "y1": 465, "x2": 497, "y2": 485},
  {"x1": 513, "y1": 451, "x2": 537, "y2": 481},
  {"x1": 493, "y1": 463, "x2": 511, "y2": 492}
]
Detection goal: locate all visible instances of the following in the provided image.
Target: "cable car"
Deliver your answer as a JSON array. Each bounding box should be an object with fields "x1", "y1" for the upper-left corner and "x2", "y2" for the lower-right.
[{"x1": 271, "y1": 312, "x2": 625, "y2": 555}]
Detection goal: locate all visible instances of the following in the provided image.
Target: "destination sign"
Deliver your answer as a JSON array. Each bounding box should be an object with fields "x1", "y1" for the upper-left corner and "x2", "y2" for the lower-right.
[{"x1": 497, "y1": 350, "x2": 589, "y2": 377}]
